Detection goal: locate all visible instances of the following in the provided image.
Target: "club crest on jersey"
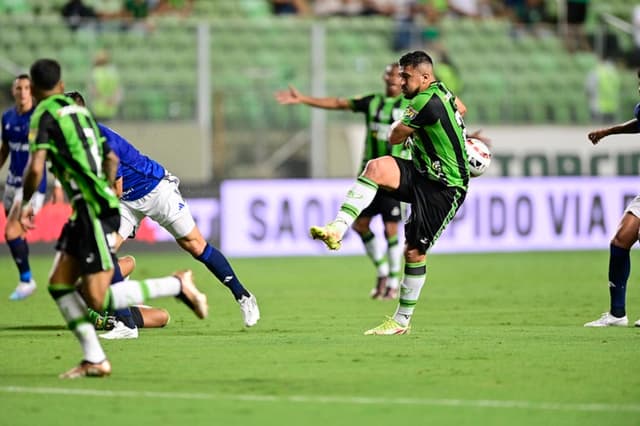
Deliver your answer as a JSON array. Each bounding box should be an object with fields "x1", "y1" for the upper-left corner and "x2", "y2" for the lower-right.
[{"x1": 404, "y1": 106, "x2": 418, "y2": 120}]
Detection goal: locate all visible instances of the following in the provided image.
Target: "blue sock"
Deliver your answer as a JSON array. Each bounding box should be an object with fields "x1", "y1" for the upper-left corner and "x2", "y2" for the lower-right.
[
  {"x1": 609, "y1": 244, "x2": 630, "y2": 318},
  {"x1": 7, "y1": 237, "x2": 31, "y2": 282},
  {"x1": 196, "y1": 243, "x2": 249, "y2": 300},
  {"x1": 110, "y1": 256, "x2": 136, "y2": 329}
]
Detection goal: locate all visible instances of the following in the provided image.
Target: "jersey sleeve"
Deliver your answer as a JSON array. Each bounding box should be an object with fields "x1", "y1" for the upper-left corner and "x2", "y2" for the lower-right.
[
  {"x1": 29, "y1": 111, "x2": 56, "y2": 151},
  {"x1": 401, "y1": 92, "x2": 437, "y2": 128},
  {"x1": 1, "y1": 113, "x2": 6, "y2": 144},
  {"x1": 634, "y1": 103, "x2": 640, "y2": 121},
  {"x1": 348, "y1": 94, "x2": 374, "y2": 113}
]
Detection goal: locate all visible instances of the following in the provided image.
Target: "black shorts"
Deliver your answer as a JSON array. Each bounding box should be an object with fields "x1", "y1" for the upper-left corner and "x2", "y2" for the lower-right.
[
  {"x1": 55, "y1": 201, "x2": 120, "y2": 275},
  {"x1": 360, "y1": 190, "x2": 402, "y2": 222},
  {"x1": 390, "y1": 157, "x2": 466, "y2": 253}
]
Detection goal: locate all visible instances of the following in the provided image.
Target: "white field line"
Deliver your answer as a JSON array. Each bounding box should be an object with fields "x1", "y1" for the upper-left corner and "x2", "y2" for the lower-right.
[{"x1": 1, "y1": 385, "x2": 639, "y2": 413}]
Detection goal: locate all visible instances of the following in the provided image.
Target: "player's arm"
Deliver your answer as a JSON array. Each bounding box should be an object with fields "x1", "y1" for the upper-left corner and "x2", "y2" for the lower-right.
[
  {"x1": 22, "y1": 149, "x2": 47, "y2": 204},
  {"x1": 588, "y1": 118, "x2": 640, "y2": 145},
  {"x1": 114, "y1": 176, "x2": 123, "y2": 198},
  {"x1": 0, "y1": 139, "x2": 8, "y2": 170},
  {"x1": 20, "y1": 111, "x2": 53, "y2": 225},
  {"x1": 0, "y1": 118, "x2": 9, "y2": 170},
  {"x1": 19, "y1": 148, "x2": 46, "y2": 230},
  {"x1": 100, "y1": 130, "x2": 119, "y2": 190},
  {"x1": 389, "y1": 120, "x2": 415, "y2": 145},
  {"x1": 103, "y1": 150, "x2": 119, "y2": 190},
  {"x1": 455, "y1": 97, "x2": 467, "y2": 116},
  {"x1": 275, "y1": 85, "x2": 350, "y2": 110},
  {"x1": 468, "y1": 129, "x2": 491, "y2": 146}
]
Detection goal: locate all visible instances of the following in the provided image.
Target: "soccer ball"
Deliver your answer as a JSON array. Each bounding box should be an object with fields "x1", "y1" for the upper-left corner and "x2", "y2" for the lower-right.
[{"x1": 465, "y1": 138, "x2": 492, "y2": 177}]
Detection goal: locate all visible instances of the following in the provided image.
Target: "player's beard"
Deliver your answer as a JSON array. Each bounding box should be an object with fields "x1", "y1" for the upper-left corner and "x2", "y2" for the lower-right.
[{"x1": 402, "y1": 86, "x2": 419, "y2": 99}]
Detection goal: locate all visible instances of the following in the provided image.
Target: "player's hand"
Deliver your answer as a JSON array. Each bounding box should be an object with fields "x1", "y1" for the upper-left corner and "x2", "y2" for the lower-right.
[
  {"x1": 274, "y1": 85, "x2": 302, "y2": 105},
  {"x1": 588, "y1": 130, "x2": 607, "y2": 145},
  {"x1": 468, "y1": 129, "x2": 492, "y2": 147},
  {"x1": 19, "y1": 204, "x2": 36, "y2": 231}
]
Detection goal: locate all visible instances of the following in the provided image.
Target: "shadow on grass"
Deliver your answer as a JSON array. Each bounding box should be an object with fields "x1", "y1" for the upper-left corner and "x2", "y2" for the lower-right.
[{"x1": 0, "y1": 325, "x2": 67, "y2": 331}]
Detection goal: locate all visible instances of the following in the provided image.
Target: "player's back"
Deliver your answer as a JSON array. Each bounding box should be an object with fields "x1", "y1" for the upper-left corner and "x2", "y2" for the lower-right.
[
  {"x1": 29, "y1": 94, "x2": 118, "y2": 216},
  {"x1": 98, "y1": 123, "x2": 166, "y2": 202}
]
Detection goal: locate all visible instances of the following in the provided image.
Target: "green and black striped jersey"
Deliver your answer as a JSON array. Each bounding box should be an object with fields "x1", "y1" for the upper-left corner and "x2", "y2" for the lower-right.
[
  {"x1": 349, "y1": 93, "x2": 411, "y2": 173},
  {"x1": 28, "y1": 94, "x2": 119, "y2": 217},
  {"x1": 401, "y1": 81, "x2": 469, "y2": 190}
]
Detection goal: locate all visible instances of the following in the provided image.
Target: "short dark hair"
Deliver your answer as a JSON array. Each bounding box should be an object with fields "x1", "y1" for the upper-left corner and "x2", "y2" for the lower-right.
[
  {"x1": 15, "y1": 73, "x2": 30, "y2": 81},
  {"x1": 30, "y1": 59, "x2": 61, "y2": 91},
  {"x1": 399, "y1": 51, "x2": 433, "y2": 68},
  {"x1": 64, "y1": 90, "x2": 86, "y2": 106}
]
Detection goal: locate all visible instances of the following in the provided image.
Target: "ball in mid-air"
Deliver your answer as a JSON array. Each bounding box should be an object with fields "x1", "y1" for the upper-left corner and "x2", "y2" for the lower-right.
[{"x1": 465, "y1": 138, "x2": 492, "y2": 177}]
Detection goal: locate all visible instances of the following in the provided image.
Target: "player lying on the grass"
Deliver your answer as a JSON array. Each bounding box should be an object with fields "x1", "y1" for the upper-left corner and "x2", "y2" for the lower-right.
[
  {"x1": 20, "y1": 58, "x2": 208, "y2": 378},
  {"x1": 65, "y1": 91, "x2": 259, "y2": 339},
  {"x1": 1, "y1": 73, "x2": 63, "y2": 300},
  {"x1": 89, "y1": 255, "x2": 170, "y2": 330},
  {"x1": 584, "y1": 68, "x2": 640, "y2": 328}
]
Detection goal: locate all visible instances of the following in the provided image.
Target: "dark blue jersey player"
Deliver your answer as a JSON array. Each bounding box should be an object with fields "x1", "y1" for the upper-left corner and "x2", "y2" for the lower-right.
[
  {"x1": 0, "y1": 74, "x2": 47, "y2": 300},
  {"x1": 66, "y1": 91, "x2": 260, "y2": 338},
  {"x1": 585, "y1": 69, "x2": 640, "y2": 328}
]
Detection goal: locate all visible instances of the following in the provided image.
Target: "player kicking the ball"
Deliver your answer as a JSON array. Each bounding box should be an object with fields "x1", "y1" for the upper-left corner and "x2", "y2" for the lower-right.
[{"x1": 310, "y1": 51, "x2": 470, "y2": 335}]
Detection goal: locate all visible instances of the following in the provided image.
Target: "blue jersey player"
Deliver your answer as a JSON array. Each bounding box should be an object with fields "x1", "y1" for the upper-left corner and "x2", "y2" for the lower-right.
[
  {"x1": 0, "y1": 74, "x2": 47, "y2": 300},
  {"x1": 66, "y1": 91, "x2": 260, "y2": 338},
  {"x1": 585, "y1": 69, "x2": 640, "y2": 328}
]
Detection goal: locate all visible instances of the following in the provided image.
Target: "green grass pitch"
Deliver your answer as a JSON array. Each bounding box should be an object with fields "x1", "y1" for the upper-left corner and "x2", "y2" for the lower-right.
[{"x1": 1, "y1": 250, "x2": 639, "y2": 425}]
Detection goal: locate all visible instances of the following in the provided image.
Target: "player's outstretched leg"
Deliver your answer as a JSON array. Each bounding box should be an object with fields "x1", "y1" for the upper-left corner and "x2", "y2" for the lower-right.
[
  {"x1": 174, "y1": 270, "x2": 209, "y2": 319},
  {"x1": 193, "y1": 243, "x2": 259, "y2": 326},
  {"x1": 108, "y1": 269, "x2": 208, "y2": 319},
  {"x1": 310, "y1": 176, "x2": 380, "y2": 251}
]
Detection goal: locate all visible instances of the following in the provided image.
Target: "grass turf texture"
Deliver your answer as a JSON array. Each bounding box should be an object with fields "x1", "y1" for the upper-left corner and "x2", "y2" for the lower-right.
[{"x1": 0, "y1": 250, "x2": 639, "y2": 426}]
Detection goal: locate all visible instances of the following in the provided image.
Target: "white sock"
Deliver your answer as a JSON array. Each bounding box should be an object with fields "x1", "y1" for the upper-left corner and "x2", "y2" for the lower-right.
[
  {"x1": 387, "y1": 235, "x2": 403, "y2": 289},
  {"x1": 109, "y1": 277, "x2": 181, "y2": 309},
  {"x1": 393, "y1": 262, "x2": 426, "y2": 326},
  {"x1": 334, "y1": 177, "x2": 378, "y2": 237},
  {"x1": 56, "y1": 291, "x2": 106, "y2": 363},
  {"x1": 361, "y1": 232, "x2": 388, "y2": 276}
]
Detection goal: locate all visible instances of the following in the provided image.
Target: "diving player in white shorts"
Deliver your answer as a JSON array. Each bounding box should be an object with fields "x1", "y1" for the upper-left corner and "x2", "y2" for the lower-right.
[{"x1": 66, "y1": 91, "x2": 260, "y2": 338}]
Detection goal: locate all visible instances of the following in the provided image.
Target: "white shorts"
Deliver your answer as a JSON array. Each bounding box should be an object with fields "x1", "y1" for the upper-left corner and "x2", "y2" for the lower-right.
[
  {"x1": 3, "y1": 186, "x2": 46, "y2": 215},
  {"x1": 119, "y1": 178, "x2": 196, "y2": 240},
  {"x1": 625, "y1": 195, "x2": 640, "y2": 218}
]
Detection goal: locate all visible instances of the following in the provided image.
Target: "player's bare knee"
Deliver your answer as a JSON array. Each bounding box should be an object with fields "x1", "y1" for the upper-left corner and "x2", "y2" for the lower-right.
[
  {"x1": 404, "y1": 247, "x2": 426, "y2": 263},
  {"x1": 611, "y1": 235, "x2": 635, "y2": 250},
  {"x1": 362, "y1": 158, "x2": 386, "y2": 182},
  {"x1": 181, "y1": 235, "x2": 206, "y2": 257}
]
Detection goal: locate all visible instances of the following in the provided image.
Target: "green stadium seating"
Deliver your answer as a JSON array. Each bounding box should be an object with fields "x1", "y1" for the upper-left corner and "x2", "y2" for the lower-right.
[{"x1": 0, "y1": 10, "x2": 635, "y2": 126}]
